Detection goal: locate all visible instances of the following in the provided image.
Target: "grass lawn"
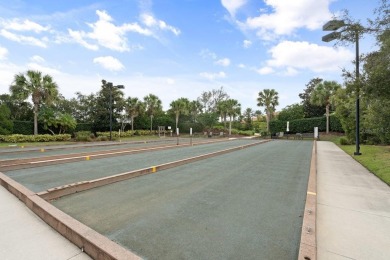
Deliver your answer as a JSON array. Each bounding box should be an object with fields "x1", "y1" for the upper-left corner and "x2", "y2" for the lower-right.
[
  {"x1": 339, "y1": 145, "x2": 390, "y2": 185},
  {"x1": 319, "y1": 133, "x2": 390, "y2": 185}
]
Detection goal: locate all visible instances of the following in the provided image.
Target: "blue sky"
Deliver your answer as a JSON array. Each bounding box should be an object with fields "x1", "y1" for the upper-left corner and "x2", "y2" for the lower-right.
[{"x1": 0, "y1": 0, "x2": 379, "y2": 111}]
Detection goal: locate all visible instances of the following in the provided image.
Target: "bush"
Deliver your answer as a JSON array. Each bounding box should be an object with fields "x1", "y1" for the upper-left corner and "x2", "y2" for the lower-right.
[
  {"x1": 75, "y1": 131, "x2": 93, "y2": 142},
  {"x1": 12, "y1": 121, "x2": 34, "y2": 135},
  {"x1": 339, "y1": 137, "x2": 351, "y2": 145},
  {"x1": 270, "y1": 115, "x2": 344, "y2": 134},
  {"x1": 96, "y1": 135, "x2": 108, "y2": 141},
  {"x1": 0, "y1": 134, "x2": 71, "y2": 143},
  {"x1": 238, "y1": 130, "x2": 254, "y2": 136}
]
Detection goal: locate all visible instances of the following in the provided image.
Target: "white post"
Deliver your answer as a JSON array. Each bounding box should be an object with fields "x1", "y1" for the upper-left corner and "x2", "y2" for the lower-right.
[
  {"x1": 190, "y1": 128, "x2": 193, "y2": 145},
  {"x1": 314, "y1": 127, "x2": 319, "y2": 139},
  {"x1": 176, "y1": 128, "x2": 179, "y2": 145}
]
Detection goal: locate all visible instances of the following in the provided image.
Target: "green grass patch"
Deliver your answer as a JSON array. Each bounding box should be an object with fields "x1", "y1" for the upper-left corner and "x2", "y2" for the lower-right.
[{"x1": 338, "y1": 144, "x2": 390, "y2": 185}]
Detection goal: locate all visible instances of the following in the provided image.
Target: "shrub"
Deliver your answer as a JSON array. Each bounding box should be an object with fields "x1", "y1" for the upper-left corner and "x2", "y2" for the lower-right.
[
  {"x1": 96, "y1": 135, "x2": 108, "y2": 141},
  {"x1": 270, "y1": 115, "x2": 344, "y2": 134},
  {"x1": 238, "y1": 130, "x2": 254, "y2": 136},
  {"x1": 0, "y1": 134, "x2": 71, "y2": 143},
  {"x1": 75, "y1": 131, "x2": 93, "y2": 142},
  {"x1": 339, "y1": 137, "x2": 351, "y2": 145}
]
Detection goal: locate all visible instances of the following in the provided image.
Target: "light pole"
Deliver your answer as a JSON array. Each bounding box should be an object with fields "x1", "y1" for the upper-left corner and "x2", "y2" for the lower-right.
[
  {"x1": 107, "y1": 82, "x2": 125, "y2": 141},
  {"x1": 322, "y1": 20, "x2": 361, "y2": 155}
]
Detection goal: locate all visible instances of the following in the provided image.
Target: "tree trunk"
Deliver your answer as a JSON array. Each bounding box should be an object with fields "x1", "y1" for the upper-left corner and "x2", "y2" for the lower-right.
[
  {"x1": 150, "y1": 115, "x2": 153, "y2": 133},
  {"x1": 229, "y1": 116, "x2": 232, "y2": 136},
  {"x1": 131, "y1": 116, "x2": 134, "y2": 131},
  {"x1": 176, "y1": 112, "x2": 179, "y2": 131},
  {"x1": 326, "y1": 104, "x2": 330, "y2": 134},
  {"x1": 33, "y1": 103, "x2": 39, "y2": 135},
  {"x1": 266, "y1": 111, "x2": 270, "y2": 132}
]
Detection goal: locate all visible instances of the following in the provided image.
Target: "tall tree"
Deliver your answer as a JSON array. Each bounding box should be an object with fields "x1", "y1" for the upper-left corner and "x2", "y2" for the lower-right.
[
  {"x1": 217, "y1": 100, "x2": 228, "y2": 129},
  {"x1": 278, "y1": 103, "x2": 305, "y2": 121},
  {"x1": 299, "y1": 78, "x2": 326, "y2": 118},
  {"x1": 0, "y1": 104, "x2": 13, "y2": 135},
  {"x1": 188, "y1": 100, "x2": 203, "y2": 122},
  {"x1": 170, "y1": 97, "x2": 189, "y2": 130},
  {"x1": 92, "y1": 80, "x2": 125, "y2": 132},
  {"x1": 144, "y1": 94, "x2": 162, "y2": 132},
  {"x1": 310, "y1": 80, "x2": 341, "y2": 134},
  {"x1": 124, "y1": 97, "x2": 144, "y2": 131},
  {"x1": 243, "y1": 107, "x2": 254, "y2": 130},
  {"x1": 10, "y1": 70, "x2": 59, "y2": 135},
  {"x1": 257, "y1": 89, "x2": 279, "y2": 132},
  {"x1": 0, "y1": 94, "x2": 33, "y2": 121},
  {"x1": 225, "y1": 99, "x2": 241, "y2": 135},
  {"x1": 197, "y1": 86, "x2": 229, "y2": 113},
  {"x1": 73, "y1": 92, "x2": 97, "y2": 123}
]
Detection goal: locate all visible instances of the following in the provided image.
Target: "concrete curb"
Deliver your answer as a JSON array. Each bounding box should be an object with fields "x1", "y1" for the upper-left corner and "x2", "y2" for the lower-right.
[
  {"x1": 298, "y1": 140, "x2": 317, "y2": 260},
  {"x1": 0, "y1": 172, "x2": 141, "y2": 260},
  {"x1": 39, "y1": 140, "x2": 270, "y2": 201},
  {"x1": 0, "y1": 138, "x2": 232, "y2": 171}
]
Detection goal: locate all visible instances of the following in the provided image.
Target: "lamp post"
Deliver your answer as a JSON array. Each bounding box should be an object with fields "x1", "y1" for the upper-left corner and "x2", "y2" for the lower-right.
[
  {"x1": 322, "y1": 20, "x2": 361, "y2": 155},
  {"x1": 107, "y1": 82, "x2": 125, "y2": 141}
]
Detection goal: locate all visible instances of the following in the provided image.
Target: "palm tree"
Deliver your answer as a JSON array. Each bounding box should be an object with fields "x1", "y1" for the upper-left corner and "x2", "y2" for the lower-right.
[
  {"x1": 257, "y1": 89, "x2": 279, "y2": 132},
  {"x1": 125, "y1": 97, "x2": 144, "y2": 131},
  {"x1": 244, "y1": 108, "x2": 254, "y2": 129},
  {"x1": 217, "y1": 100, "x2": 228, "y2": 130},
  {"x1": 188, "y1": 100, "x2": 203, "y2": 122},
  {"x1": 143, "y1": 94, "x2": 162, "y2": 132},
  {"x1": 225, "y1": 99, "x2": 241, "y2": 136},
  {"x1": 10, "y1": 70, "x2": 59, "y2": 135},
  {"x1": 310, "y1": 80, "x2": 341, "y2": 134},
  {"x1": 170, "y1": 98, "x2": 189, "y2": 130}
]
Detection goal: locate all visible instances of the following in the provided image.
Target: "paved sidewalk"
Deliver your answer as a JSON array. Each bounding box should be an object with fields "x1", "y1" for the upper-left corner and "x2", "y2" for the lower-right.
[
  {"x1": 316, "y1": 141, "x2": 390, "y2": 260},
  {"x1": 0, "y1": 186, "x2": 91, "y2": 260}
]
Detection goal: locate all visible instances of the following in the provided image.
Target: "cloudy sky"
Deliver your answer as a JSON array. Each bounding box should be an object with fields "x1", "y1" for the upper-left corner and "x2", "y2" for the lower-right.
[{"x1": 0, "y1": 0, "x2": 379, "y2": 111}]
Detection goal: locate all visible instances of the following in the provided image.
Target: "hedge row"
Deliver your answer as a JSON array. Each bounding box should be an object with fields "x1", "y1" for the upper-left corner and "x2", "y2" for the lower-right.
[
  {"x1": 270, "y1": 115, "x2": 344, "y2": 133},
  {"x1": 96, "y1": 130, "x2": 158, "y2": 138},
  {"x1": 0, "y1": 134, "x2": 72, "y2": 143}
]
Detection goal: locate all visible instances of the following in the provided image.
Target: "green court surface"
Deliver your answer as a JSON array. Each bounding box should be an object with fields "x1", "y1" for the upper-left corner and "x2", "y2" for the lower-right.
[
  {"x1": 52, "y1": 141, "x2": 313, "y2": 259},
  {"x1": 5, "y1": 139, "x2": 263, "y2": 192},
  {"x1": 0, "y1": 138, "x2": 190, "y2": 160}
]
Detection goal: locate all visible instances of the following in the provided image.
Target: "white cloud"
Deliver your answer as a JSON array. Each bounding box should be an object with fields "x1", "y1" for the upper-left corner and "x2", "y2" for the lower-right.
[
  {"x1": 0, "y1": 29, "x2": 48, "y2": 48},
  {"x1": 215, "y1": 58, "x2": 231, "y2": 67},
  {"x1": 140, "y1": 13, "x2": 180, "y2": 36},
  {"x1": 238, "y1": 63, "x2": 246, "y2": 68},
  {"x1": 165, "y1": 77, "x2": 175, "y2": 85},
  {"x1": 68, "y1": 10, "x2": 179, "y2": 52},
  {"x1": 69, "y1": 10, "x2": 152, "y2": 52},
  {"x1": 283, "y1": 67, "x2": 299, "y2": 76},
  {"x1": 243, "y1": 0, "x2": 332, "y2": 40},
  {"x1": 199, "y1": 71, "x2": 226, "y2": 80},
  {"x1": 0, "y1": 46, "x2": 7, "y2": 60},
  {"x1": 199, "y1": 49, "x2": 217, "y2": 60},
  {"x1": 93, "y1": 56, "x2": 124, "y2": 71},
  {"x1": 221, "y1": 0, "x2": 247, "y2": 17},
  {"x1": 0, "y1": 18, "x2": 50, "y2": 33},
  {"x1": 30, "y1": 55, "x2": 45, "y2": 63},
  {"x1": 265, "y1": 40, "x2": 354, "y2": 73},
  {"x1": 243, "y1": 40, "x2": 252, "y2": 48},
  {"x1": 68, "y1": 29, "x2": 99, "y2": 50},
  {"x1": 27, "y1": 62, "x2": 61, "y2": 75},
  {"x1": 256, "y1": 66, "x2": 274, "y2": 75}
]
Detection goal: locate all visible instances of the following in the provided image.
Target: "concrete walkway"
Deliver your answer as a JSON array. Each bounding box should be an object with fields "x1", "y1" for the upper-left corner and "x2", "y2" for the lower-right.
[
  {"x1": 317, "y1": 141, "x2": 390, "y2": 260},
  {"x1": 0, "y1": 185, "x2": 91, "y2": 260}
]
